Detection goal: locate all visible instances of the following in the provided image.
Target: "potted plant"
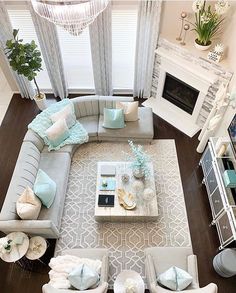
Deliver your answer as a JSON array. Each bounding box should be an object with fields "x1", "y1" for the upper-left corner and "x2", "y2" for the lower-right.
[
  {"x1": 5, "y1": 29, "x2": 47, "y2": 110},
  {"x1": 191, "y1": 0, "x2": 229, "y2": 51}
]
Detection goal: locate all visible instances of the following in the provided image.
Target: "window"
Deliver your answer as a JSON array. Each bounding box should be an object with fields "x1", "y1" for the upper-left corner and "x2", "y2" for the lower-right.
[
  {"x1": 57, "y1": 27, "x2": 95, "y2": 91},
  {"x1": 8, "y1": 9, "x2": 51, "y2": 91},
  {"x1": 112, "y1": 6, "x2": 138, "y2": 91}
]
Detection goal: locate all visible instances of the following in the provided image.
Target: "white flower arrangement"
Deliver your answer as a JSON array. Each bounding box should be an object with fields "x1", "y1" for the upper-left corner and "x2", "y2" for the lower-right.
[
  {"x1": 214, "y1": 43, "x2": 224, "y2": 55},
  {"x1": 215, "y1": 0, "x2": 230, "y2": 15},
  {"x1": 192, "y1": 0, "x2": 204, "y2": 13}
]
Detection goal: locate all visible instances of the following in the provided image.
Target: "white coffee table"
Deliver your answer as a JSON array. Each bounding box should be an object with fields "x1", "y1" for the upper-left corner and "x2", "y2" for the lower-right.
[
  {"x1": 114, "y1": 270, "x2": 145, "y2": 293},
  {"x1": 1, "y1": 232, "x2": 29, "y2": 263},
  {"x1": 95, "y1": 161, "x2": 158, "y2": 221}
]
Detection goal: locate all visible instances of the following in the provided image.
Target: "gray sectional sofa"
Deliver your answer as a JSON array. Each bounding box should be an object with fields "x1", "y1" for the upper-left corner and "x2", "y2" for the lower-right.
[{"x1": 0, "y1": 96, "x2": 153, "y2": 238}]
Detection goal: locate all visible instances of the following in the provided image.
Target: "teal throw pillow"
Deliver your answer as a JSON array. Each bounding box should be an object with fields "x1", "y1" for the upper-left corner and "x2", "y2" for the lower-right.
[
  {"x1": 68, "y1": 264, "x2": 100, "y2": 290},
  {"x1": 103, "y1": 108, "x2": 125, "y2": 129},
  {"x1": 34, "y1": 169, "x2": 56, "y2": 208},
  {"x1": 157, "y1": 266, "x2": 193, "y2": 291}
]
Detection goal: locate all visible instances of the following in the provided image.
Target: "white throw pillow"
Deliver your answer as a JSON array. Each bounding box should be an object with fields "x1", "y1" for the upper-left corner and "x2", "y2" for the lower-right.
[
  {"x1": 45, "y1": 118, "x2": 70, "y2": 147},
  {"x1": 116, "y1": 101, "x2": 139, "y2": 122},
  {"x1": 16, "y1": 186, "x2": 42, "y2": 220},
  {"x1": 50, "y1": 104, "x2": 76, "y2": 128},
  {"x1": 157, "y1": 266, "x2": 193, "y2": 291}
]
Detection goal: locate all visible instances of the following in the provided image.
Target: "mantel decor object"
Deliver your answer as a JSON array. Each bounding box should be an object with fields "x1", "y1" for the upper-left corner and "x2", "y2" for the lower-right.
[
  {"x1": 180, "y1": 23, "x2": 190, "y2": 46},
  {"x1": 176, "y1": 11, "x2": 187, "y2": 41},
  {"x1": 207, "y1": 43, "x2": 224, "y2": 63}
]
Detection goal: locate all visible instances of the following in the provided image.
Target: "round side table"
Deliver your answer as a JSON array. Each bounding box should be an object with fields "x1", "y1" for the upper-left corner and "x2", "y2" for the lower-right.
[
  {"x1": 114, "y1": 270, "x2": 145, "y2": 293},
  {"x1": 1, "y1": 232, "x2": 29, "y2": 263},
  {"x1": 25, "y1": 236, "x2": 47, "y2": 260}
]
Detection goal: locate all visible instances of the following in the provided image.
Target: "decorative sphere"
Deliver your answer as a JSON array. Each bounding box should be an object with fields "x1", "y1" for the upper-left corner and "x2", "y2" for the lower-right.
[
  {"x1": 184, "y1": 24, "x2": 190, "y2": 30},
  {"x1": 181, "y1": 11, "x2": 187, "y2": 18},
  {"x1": 132, "y1": 180, "x2": 144, "y2": 193},
  {"x1": 143, "y1": 188, "x2": 155, "y2": 202}
]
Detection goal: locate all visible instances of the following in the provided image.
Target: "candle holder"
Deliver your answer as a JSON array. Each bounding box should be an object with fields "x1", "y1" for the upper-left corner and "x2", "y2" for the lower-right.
[
  {"x1": 176, "y1": 11, "x2": 187, "y2": 41},
  {"x1": 180, "y1": 23, "x2": 190, "y2": 46}
]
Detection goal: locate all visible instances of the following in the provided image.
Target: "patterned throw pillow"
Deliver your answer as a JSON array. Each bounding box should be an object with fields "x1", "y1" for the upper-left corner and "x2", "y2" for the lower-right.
[
  {"x1": 68, "y1": 264, "x2": 100, "y2": 290},
  {"x1": 157, "y1": 266, "x2": 193, "y2": 291}
]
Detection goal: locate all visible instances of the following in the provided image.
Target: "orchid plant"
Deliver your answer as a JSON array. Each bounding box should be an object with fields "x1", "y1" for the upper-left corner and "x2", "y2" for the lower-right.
[
  {"x1": 191, "y1": 0, "x2": 229, "y2": 46},
  {"x1": 126, "y1": 140, "x2": 151, "y2": 179},
  {"x1": 0, "y1": 237, "x2": 13, "y2": 255}
]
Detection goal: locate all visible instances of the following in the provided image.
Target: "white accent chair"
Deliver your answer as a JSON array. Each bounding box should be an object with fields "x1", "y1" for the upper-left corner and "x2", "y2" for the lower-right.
[
  {"x1": 144, "y1": 247, "x2": 218, "y2": 293},
  {"x1": 42, "y1": 248, "x2": 109, "y2": 293}
]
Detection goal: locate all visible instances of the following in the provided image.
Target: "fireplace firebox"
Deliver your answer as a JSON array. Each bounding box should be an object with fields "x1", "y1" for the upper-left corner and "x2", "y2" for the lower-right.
[{"x1": 162, "y1": 73, "x2": 199, "y2": 115}]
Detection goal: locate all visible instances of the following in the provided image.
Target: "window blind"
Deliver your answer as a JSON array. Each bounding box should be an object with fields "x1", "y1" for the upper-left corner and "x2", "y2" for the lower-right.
[
  {"x1": 57, "y1": 26, "x2": 95, "y2": 91},
  {"x1": 112, "y1": 7, "x2": 138, "y2": 91},
  {"x1": 8, "y1": 9, "x2": 52, "y2": 91}
]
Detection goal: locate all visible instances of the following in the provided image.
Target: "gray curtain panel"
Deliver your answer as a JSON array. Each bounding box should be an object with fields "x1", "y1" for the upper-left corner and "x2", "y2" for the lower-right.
[
  {"x1": 29, "y1": 3, "x2": 68, "y2": 99},
  {"x1": 134, "y1": 0, "x2": 162, "y2": 99},
  {"x1": 89, "y1": 3, "x2": 112, "y2": 96},
  {"x1": 0, "y1": 1, "x2": 35, "y2": 99}
]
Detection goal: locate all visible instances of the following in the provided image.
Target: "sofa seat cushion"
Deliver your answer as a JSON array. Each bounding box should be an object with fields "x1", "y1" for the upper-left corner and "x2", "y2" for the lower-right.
[
  {"x1": 98, "y1": 107, "x2": 153, "y2": 140},
  {"x1": 78, "y1": 115, "x2": 99, "y2": 137},
  {"x1": 38, "y1": 152, "x2": 71, "y2": 228}
]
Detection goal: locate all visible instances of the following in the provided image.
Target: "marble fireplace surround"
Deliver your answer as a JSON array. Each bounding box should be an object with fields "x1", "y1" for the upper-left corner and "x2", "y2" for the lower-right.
[{"x1": 144, "y1": 38, "x2": 233, "y2": 137}]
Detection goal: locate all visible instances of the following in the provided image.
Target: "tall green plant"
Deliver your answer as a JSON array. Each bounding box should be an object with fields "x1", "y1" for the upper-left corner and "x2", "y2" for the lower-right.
[
  {"x1": 191, "y1": 0, "x2": 229, "y2": 46},
  {"x1": 5, "y1": 29, "x2": 42, "y2": 96}
]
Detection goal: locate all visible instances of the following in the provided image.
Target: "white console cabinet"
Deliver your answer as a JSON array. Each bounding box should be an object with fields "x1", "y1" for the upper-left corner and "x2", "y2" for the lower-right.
[{"x1": 200, "y1": 137, "x2": 236, "y2": 250}]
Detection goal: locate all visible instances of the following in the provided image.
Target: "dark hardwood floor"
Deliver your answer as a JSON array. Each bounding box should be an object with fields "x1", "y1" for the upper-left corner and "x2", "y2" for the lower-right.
[{"x1": 0, "y1": 94, "x2": 236, "y2": 293}]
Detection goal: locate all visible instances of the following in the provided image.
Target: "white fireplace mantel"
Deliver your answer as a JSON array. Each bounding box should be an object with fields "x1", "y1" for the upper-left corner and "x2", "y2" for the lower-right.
[{"x1": 143, "y1": 47, "x2": 219, "y2": 137}]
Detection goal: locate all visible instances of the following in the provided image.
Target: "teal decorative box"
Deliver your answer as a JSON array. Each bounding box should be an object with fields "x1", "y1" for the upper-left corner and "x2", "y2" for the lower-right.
[{"x1": 223, "y1": 170, "x2": 236, "y2": 188}]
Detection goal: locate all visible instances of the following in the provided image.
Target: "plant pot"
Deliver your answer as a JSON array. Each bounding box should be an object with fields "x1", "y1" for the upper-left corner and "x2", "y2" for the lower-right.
[
  {"x1": 194, "y1": 39, "x2": 212, "y2": 51},
  {"x1": 33, "y1": 92, "x2": 47, "y2": 111}
]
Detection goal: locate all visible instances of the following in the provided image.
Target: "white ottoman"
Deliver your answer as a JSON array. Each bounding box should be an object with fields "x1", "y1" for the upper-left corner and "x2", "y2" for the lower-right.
[{"x1": 213, "y1": 248, "x2": 236, "y2": 277}]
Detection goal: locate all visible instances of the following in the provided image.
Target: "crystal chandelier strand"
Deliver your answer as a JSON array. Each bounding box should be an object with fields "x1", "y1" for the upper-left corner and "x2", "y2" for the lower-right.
[{"x1": 31, "y1": 0, "x2": 109, "y2": 36}]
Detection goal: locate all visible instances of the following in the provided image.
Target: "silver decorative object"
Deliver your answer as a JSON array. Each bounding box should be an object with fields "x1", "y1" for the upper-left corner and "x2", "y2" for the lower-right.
[
  {"x1": 121, "y1": 174, "x2": 130, "y2": 183},
  {"x1": 180, "y1": 23, "x2": 190, "y2": 46},
  {"x1": 176, "y1": 11, "x2": 187, "y2": 41}
]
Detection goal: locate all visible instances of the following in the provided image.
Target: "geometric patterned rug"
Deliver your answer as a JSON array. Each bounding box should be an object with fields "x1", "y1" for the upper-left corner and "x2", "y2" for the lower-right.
[{"x1": 55, "y1": 140, "x2": 191, "y2": 287}]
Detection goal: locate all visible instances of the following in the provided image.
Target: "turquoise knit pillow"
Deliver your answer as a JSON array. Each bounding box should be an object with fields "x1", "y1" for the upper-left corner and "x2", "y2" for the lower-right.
[
  {"x1": 103, "y1": 108, "x2": 125, "y2": 129},
  {"x1": 34, "y1": 169, "x2": 56, "y2": 208}
]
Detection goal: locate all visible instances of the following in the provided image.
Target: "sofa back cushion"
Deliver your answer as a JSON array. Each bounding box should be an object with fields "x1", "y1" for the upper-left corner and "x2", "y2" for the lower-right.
[
  {"x1": 0, "y1": 141, "x2": 41, "y2": 220},
  {"x1": 72, "y1": 96, "x2": 99, "y2": 119},
  {"x1": 99, "y1": 96, "x2": 134, "y2": 115},
  {"x1": 23, "y1": 129, "x2": 44, "y2": 152}
]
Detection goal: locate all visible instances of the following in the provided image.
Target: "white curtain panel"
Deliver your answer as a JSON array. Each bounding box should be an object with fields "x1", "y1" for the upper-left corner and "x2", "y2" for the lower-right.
[
  {"x1": 134, "y1": 0, "x2": 162, "y2": 99},
  {"x1": 29, "y1": 3, "x2": 68, "y2": 100},
  {"x1": 0, "y1": 1, "x2": 34, "y2": 99},
  {"x1": 89, "y1": 3, "x2": 112, "y2": 96}
]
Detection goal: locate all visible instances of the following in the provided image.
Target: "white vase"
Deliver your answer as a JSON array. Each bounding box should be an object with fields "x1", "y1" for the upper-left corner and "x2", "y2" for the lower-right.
[
  {"x1": 34, "y1": 92, "x2": 47, "y2": 111},
  {"x1": 194, "y1": 40, "x2": 212, "y2": 51}
]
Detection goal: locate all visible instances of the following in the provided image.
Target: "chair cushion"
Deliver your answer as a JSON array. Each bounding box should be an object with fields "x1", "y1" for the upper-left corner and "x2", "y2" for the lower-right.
[
  {"x1": 98, "y1": 107, "x2": 153, "y2": 139},
  {"x1": 103, "y1": 108, "x2": 125, "y2": 129},
  {"x1": 50, "y1": 104, "x2": 76, "y2": 128},
  {"x1": 45, "y1": 119, "x2": 70, "y2": 148},
  {"x1": 78, "y1": 115, "x2": 99, "y2": 137},
  {"x1": 116, "y1": 101, "x2": 139, "y2": 122},
  {"x1": 157, "y1": 266, "x2": 193, "y2": 291},
  {"x1": 38, "y1": 152, "x2": 71, "y2": 228},
  {"x1": 34, "y1": 169, "x2": 57, "y2": 208},
  {"x1": 68, "y1": 264, "x2": 100, "y2": 290},
  {"x1": 16, "y1": 186, "x2": 42, "y2": 220}
]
